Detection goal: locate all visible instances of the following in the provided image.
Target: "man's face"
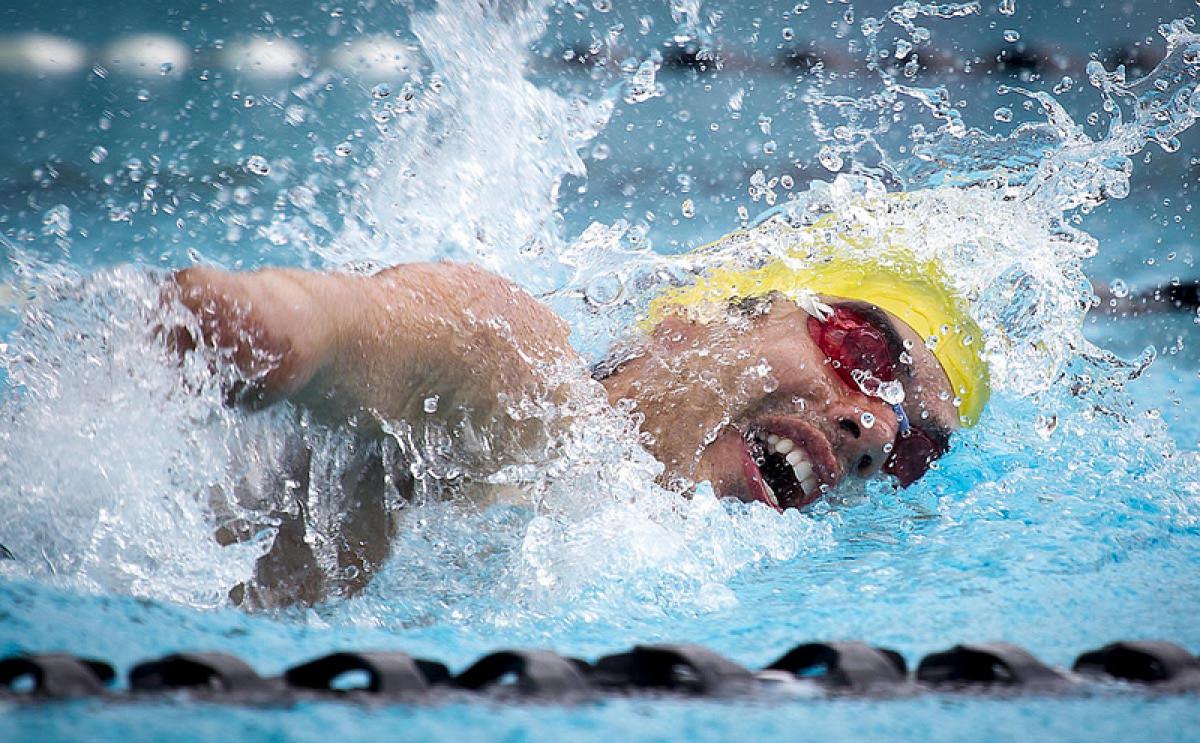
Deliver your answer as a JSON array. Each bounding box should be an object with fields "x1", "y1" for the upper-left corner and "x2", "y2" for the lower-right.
[{"x1": 602, "y1": 295, "x2": 961, "y2": 509}]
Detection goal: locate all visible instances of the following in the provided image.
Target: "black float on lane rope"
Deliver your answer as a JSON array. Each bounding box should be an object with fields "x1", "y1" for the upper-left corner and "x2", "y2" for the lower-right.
[{"x1": 3, "y1": 639, "x2": 1197, "y2": 703}]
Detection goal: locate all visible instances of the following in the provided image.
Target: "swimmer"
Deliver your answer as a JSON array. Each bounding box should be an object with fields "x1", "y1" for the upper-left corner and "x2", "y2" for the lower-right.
[{"x1": 165, "y1": 213, "x2": 989, "y2": 606}]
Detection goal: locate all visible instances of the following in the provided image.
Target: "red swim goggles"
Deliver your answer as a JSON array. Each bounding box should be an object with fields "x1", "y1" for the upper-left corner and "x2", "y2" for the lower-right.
[{"x1": 806, "y1": 305, "x2": 949, "y2": 487}]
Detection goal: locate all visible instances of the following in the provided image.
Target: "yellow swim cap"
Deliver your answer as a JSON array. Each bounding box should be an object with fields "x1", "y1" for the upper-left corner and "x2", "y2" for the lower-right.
[{"x1": 645, "y1": 217, "x2": 991, "y2": 427}]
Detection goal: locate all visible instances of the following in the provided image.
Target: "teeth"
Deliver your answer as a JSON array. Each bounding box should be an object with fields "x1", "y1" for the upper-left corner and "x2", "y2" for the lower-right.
[
  {"x1": 762, "y1": 481, "x2": 779, "y2": 508},
  {"x1": 792, "y1": 460, "x2": 813, "y2": 483},
  {"x1": 759, "y1": 432, "x2": 824, "y2": 503}
]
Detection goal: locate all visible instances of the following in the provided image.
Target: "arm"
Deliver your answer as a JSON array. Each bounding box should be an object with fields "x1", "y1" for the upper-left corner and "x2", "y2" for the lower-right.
[{"x1": 170, "y1": 262, "x2": 582, "y2": 427}]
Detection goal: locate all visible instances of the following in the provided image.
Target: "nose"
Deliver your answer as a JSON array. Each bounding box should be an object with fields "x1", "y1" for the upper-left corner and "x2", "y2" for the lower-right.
[{"x1": 832, "y1": 401, "x2": 898, "y2": 478}]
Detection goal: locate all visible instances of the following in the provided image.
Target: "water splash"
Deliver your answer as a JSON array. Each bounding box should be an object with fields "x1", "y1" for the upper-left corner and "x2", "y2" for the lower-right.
[
  {"x1": 322, "y1": 0, "x2": 613, "y2": 294},
  {"x1": 1, "y1": 2, "x2": 1199, "y2": 637}
]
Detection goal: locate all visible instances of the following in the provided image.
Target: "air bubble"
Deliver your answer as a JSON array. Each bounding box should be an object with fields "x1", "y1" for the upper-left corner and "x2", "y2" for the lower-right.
[
  {"x1": 1110, "y1": 279, "x2": 1129, "y2": 298},
  {"x1": 860, "y1": 412, "x2": 876, "y2": 429},
  {"x1": 998, "y1": 0, "x2": 1016, "y2": 15},
  {"x1": 681, "y1": 198, "x2": 696, "y2": 218},
  {"x1": 423, "y1": 396, "x2": 440, "y2": 414},
  {"x1": 371, "y1": 82, "x2": 391, "y2": 99},
  {"x1": 994, "y1": 106, "x2": 1013, "y2": 122},
  {"x1": 89, "y1": 146, "x2": 109, "y2": 164},
  {"x1": 334, "y1": 142, "x2": 353, "y2": 158},
  {"x1": 1003, "y1": 29, "x2": 1020, "y2": 43}
]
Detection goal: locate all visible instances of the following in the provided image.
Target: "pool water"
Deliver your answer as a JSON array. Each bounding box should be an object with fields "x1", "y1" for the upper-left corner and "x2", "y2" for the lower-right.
[{"x1": 2, "y1": 0, "x2": 1200, "y2": 740}]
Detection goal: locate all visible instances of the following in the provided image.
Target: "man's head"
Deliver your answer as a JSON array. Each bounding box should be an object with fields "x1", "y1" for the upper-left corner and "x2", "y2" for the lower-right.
[{"x1": 597, "y1": 220, "x2": 989, "y2": 510}]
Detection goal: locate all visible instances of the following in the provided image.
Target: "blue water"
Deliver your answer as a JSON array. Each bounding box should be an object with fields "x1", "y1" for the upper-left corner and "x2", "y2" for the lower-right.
[{"x1": 3, "y1": 0, "x2": 1200, "y2": 740}]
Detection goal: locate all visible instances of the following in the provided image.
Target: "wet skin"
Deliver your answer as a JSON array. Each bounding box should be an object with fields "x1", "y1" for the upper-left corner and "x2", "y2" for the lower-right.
[
  {"x1": 171, "y1": 263, "x2": 961, "y2": 607},
  {"x1": 598, "y1": 295, "x2": 960, "y2": 509},
  {"x1": 172, "y1": 263, "x2": 959, "y2": 507}
]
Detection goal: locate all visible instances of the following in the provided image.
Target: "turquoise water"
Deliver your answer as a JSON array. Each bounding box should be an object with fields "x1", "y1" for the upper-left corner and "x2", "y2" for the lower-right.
[{"x1": 3, "y1": 0, "x2": 1200, "y2": 740}]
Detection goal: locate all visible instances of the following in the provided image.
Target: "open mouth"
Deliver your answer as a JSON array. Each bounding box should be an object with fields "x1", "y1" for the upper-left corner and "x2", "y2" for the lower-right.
[{"x1": 737, "y1": 421, "x2": 837, "y2": 511}]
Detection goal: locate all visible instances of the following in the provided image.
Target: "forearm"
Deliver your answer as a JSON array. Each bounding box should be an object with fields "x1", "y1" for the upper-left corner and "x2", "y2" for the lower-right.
[
  {"x1": 170, "y1": 265, "x2": 345, "y2": 405},
  {"x1": 168, "y1": 262, "x2": 583, "y2": 428}
]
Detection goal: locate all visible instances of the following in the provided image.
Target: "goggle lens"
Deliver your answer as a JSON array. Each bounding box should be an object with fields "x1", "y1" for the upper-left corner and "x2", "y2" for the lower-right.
[
  {"x1": 806, "y1": 306, "x2": 947, "y2": 486},
  {"x1": 882, "y1": 426, "x2": 948, "y2": 486},
  {"x1": 806, "y1": 308, "x2": 897, "y2": 391}
]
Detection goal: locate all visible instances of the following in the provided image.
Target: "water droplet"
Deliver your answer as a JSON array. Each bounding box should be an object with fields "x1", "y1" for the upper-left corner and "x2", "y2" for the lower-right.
[
  {"x1": 136, "y1": 89, "x2": 151, "y2": 102},
  {"x1": 681, "y1": 198, "x2": 696, "y2": 218},
  {"x1": 998, "y1": 0, "x2": 1016, "y2": 16},
  {"x1": 593, "y1": 0, "x2": 612, "y2": 11},
  {"x1": 818, "y1": 147, "x2": 843, "y2": 172},
  {"x1": 591, "y1": 143, "x2": 610, "y2": 160},
  {"x1": 284, "y1": 105, "x2": 306, "y2": 126},
  {"x1": 1110, "y1": 278, "x2": 1129, "y2": 298},
  {"x1": 1053, "y1": 76, "x2": 1074, "y2": 94},
  {"x1": 993, "y1": 106, "x2": 1013, "y2": 122},
  {"x1": 624, "y1": 59, "x2": 663, "y2": 105},
  {"x1": 371, "y1": 82, "x2": 391, "y2": 99},
  {"x1": 860, "y1": 411, "x2": 876, "y2": 429},
  {"x1": 782, "y1": 27, "x2": 795, "y2": 41},
  {"x1": 245, "y1": 155, "x2": 270, "y2": 176},
  {"x1": 1003, "y1": 29, "x2": 1020, "y2": 43},
  {"x1": 89, "y1": 146, "x2": 109, "y2": 164},
  {"x1": 423, "y1": 395, "x2": 439, "y2": 414},
  {"x1": 334, "y1": 142, "x2": 353, "y2": 158},
  {"x1": 159, "y1": 61, "x2": 174, "y2": 76}
]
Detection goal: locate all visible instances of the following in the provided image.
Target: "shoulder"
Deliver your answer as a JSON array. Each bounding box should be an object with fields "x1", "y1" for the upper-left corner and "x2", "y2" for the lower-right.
[{"x1": 371, "y1": 261, "x2": 570, "y2": 340}]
